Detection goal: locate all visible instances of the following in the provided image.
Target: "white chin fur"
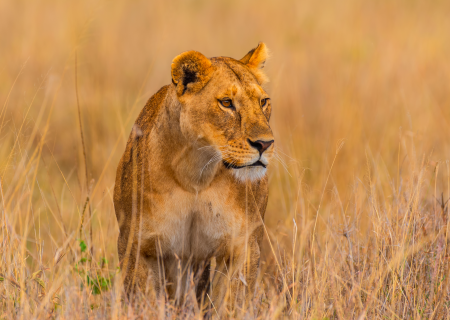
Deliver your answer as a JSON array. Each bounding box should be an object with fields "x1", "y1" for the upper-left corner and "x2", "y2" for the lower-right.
[{"x1": 231, "y1": 166, "x2": 267, "y2": 182}]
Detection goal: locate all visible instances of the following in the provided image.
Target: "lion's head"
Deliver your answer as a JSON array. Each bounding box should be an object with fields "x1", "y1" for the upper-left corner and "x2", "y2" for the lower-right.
[{"x1": 171, "y1": 43, "x2": 274, "y2": 182}]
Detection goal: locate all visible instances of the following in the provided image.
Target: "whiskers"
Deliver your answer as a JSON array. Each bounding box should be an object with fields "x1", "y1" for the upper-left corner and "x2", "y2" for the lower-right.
[
  {"x1": 197, "y1": 145, "x2": 235, "y2": 181},
  {"x1": 198, "y1": 151, "x2": 221, "y2": 177},
  {"x1": 272, "y1": 148, "x2": 295, "y2": 177},
  {"x1": 196, "y1": 144, "x2": 294, "y2": 183}
]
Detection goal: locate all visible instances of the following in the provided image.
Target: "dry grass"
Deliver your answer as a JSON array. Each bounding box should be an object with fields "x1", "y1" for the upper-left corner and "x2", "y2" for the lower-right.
[{"x1": 1, "y1": 0, "x2": 450, "y2": 318}]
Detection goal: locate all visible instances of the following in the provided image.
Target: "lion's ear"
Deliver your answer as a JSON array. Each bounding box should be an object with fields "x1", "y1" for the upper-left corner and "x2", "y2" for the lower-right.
[
  {"x1": 240, "y1": 42, "x2": 269, "y2": 84},
  {"x1": 171, "y1": 51, "x2": 214, "y2": 97}
]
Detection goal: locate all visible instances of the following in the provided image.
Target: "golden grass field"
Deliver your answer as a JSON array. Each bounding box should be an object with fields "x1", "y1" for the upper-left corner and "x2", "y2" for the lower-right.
[{"x1": 1, "y1": 0, "x2": 450, "y2": 318}]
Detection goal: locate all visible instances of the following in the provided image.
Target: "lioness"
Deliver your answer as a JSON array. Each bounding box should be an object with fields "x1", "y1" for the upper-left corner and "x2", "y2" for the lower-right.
[{"x1": 114, "y1": 43, "x2": 274, "y2": 312}]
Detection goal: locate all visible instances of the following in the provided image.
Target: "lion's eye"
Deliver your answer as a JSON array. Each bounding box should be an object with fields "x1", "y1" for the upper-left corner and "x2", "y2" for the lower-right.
[
  {"x1": 220, "y1": 99, "x2": 233, "y2": 108},
  {"x1": 261, "y1": 98, "x2": 269, "y2": 107}
]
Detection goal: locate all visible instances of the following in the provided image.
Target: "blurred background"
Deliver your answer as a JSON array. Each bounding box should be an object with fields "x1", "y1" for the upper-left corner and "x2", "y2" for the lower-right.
[{"x1": 1, "y1": 0, "x2": 450, "y2": 314}]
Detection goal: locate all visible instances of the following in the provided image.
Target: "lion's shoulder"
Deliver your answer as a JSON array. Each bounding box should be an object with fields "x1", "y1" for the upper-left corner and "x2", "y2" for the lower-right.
[
  {"x1": 119, "y1": 84, "x2": 170, "y2": 164},
  {"x1": 114, "y1": 84, "x2": 170, "y2": 212},
  {"x1": 135, "y1": 84, "x2": 170, "y2": 134}
]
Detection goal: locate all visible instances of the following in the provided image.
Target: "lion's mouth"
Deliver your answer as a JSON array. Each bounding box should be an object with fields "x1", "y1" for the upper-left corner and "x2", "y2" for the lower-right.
[{"x1": 223, "y1": 160, "x2": 267, "y2": 169}]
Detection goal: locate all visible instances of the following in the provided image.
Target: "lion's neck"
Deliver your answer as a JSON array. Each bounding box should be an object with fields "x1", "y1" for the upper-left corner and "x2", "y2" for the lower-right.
[
  {"x1": 171, "y1": 142, "x2": 222, "y2": 192},
  {"x1": 155, "y1": 89, "x2": 222, "y2": 193}
]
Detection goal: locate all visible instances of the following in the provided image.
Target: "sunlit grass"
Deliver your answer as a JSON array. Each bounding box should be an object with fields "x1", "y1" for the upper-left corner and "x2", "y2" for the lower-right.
[{"x1": 1, "y1": 0, "x2": 450, "y2": 318}]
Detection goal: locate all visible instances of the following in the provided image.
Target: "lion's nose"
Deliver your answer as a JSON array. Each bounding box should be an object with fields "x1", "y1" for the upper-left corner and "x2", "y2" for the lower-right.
[{"x1": 247, "y1": 139, "x2": 274, "y2": 155}]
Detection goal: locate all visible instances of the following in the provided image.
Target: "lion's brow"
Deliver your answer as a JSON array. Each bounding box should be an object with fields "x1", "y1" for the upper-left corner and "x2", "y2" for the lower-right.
[
  {"x1": 223, "y1": 61, "x2": 243, "y2": 84},
  {"x1": 223, "y1": 61, "x2": 260, "y2": 98},
  {"x1": 223, "y1": 60, "x2": 259, "y2": 85}
]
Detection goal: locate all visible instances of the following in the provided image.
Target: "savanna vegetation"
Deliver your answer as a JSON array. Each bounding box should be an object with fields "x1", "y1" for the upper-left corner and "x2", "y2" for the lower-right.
[{"x1": 1, "y1": 0, "x2": 450, "y2": 318}]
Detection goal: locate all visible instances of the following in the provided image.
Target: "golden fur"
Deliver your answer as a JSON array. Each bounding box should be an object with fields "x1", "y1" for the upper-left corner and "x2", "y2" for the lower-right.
[{"x1": 113, "y1": 43, "x2": 274, "y2": 313}]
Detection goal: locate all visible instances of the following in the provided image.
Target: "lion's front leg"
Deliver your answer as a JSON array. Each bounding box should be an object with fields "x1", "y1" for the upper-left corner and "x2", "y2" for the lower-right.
[
  {"x1": 118, "y1": 234, "x2": 164, "y2": 300},
  {"x1": 211, "y1": 236, "x2": 261, "y2": 315}
]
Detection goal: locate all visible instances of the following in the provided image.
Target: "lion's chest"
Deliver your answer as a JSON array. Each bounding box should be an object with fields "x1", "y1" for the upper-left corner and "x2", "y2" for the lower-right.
[{"x1": 155, "y1": 188, "x2": 242, "y2": 260}]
